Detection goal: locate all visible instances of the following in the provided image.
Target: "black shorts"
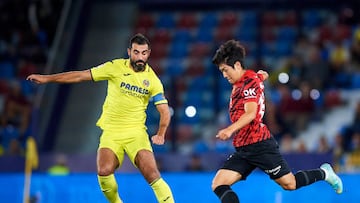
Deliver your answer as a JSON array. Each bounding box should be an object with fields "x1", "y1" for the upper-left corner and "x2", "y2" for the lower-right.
[{"x1": 221, "y1": 137, "x2": 291, "y2": 180}]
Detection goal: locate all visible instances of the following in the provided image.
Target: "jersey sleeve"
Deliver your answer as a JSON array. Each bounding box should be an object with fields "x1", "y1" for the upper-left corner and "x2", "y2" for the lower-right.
[
  {"x1": 150, "y1": 74, "x2": 168, "y2": 105},
  {"x1": 257, "y1": 73, "x2": 264, "y2": 81},
  {"x1": 90, "y1": 61, "x2": 114, "y2": 81}
]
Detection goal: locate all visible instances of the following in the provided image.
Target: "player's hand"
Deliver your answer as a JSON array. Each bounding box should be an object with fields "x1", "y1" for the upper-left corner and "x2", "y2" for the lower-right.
[
  {"x1": 215, "y1": 128, "x2": 232, "y2": 141},
  {"x1": 26, "y1": 74, "x2": 48, "y2": 84},
  {"x1": 151, "y1": 134, "x2": 165, "y2": 145},
  {"x1": 257, "y1": 70, "x2": 269, "y2": 81}
]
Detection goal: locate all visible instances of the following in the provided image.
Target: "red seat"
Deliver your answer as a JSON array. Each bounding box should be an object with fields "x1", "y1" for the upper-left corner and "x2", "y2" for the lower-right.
[
  {"x1": 176, "y1": 124, "x2": 194, "y2": 143},
  {"x1": 218, "y1": 12, "x2": 238, "y2": 28},
  {"x1": 135, "y1": 13, "x2": 155, "y2": 30},
  {"x1": 324, "y1": 90, "x2": 342, "y2": 109},
  {"x1": 261, "y1": 26, "x2": 276, "y2": 42},
  {"x1": 188, "y1": 42, "x2": 211, "y2": 58},
  {"x1": 0, "y1": 79, "x2": 9, "y2": 95},
  {"x1": 214, "y1": 26, "x2": 235, "y2": 43},
  {"x1": 262, "y1": 11, "x2": 279, "y2": 27},
  {"x1": 148, "y1": 59, "x2": 164, "y2": 75},
  {"x1": 281, "y1": 10, "x2": 298, "y2": 26},
  {"x1": 17, "y1": 60, "x2": 38, "y2": 79},
  {"x1": 185, "y1": 58, "x2": 205, "y2": 77},
  {"x1": 334, "y1": 24, "x2": 352, "y2": 41},
  {"x1": 318, "y1": 25, "x2": 333, "y2": 43},
  {"x1": 175, "y1": 78, "x2": 188, "y2": 96},
  {"x1": 151, "y1": 29, "x2": 172, "y2": 44},
  {"x1": 149, "y1": 42, "x2": 169, "y2": 60},
  {"x1": 177, "y1": 13, "x2": 198, "y2": 29}
]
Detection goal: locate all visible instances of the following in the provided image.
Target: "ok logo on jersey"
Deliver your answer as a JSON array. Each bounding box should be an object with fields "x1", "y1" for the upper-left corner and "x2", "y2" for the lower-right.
[{"x1": 243, "y1": 88, "x2": 256, "y2": 97}]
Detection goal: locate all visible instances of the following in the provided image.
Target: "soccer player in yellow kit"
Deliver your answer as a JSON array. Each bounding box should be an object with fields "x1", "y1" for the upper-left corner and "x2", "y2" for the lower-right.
[{"x1": 27, "y1": 33, "x2": 174, "y2": 203}]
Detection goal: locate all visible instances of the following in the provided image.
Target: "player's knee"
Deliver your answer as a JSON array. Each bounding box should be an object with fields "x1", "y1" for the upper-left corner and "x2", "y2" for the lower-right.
[
  {"x1": 211, "y1": 176, "x2": 230, "y2": 191},
  {"x1": 276, "y1": 173, "x2": 297, "y2": 191},
  {"x1": 144, "y1": 169, "x2": 161, "y2": 183},
  {"x1": 211, "y1": 179, "x2": 222, "y2": 191},
  {"x1": 97, "y1": 165, "x2": 114, "y2": 176},
  {"x1": 211, "y1": 184, "x2": 217, "y2": 191},
  {"x1": 280, "y1": 181, "x2": 296, "y2": 191}
]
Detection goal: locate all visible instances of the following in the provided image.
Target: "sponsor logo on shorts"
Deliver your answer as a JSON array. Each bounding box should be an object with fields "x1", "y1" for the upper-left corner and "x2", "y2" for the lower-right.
[{"x1": 265, "y1": 165, "x2": 281, "y2": 176}]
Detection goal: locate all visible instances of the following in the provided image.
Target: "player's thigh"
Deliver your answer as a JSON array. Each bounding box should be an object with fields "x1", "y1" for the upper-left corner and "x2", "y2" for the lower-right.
[
  {"x1": 221, "y1": 151, "x2": 256, "y2": 181},
  {"x1": 135, "y1": 149, "x2": 157, "y2": 169},
  {"x1": 212, "y1": 169, "x2": 242, "y2": 190},
  {"x1": 136, "y1": 149, "x2": 160, "y2": 183},
  {"x1": 98, "y1": 133, "x2": 125, "y2": 174},
  {"x1": 97, "y1": 148, "x2": 120, "y2": 175},
  {"x1": 251, "y1": 138, "x2": 291, "y2": 180},
  {"x1": 124, "y1": 130, "x2": 153, "y2": 166}
]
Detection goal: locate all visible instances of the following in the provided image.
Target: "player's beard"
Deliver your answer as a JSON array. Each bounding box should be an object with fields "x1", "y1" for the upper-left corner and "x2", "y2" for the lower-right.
[{"x1": 131, "y1": 59, "x2": 146, "y2": 72}]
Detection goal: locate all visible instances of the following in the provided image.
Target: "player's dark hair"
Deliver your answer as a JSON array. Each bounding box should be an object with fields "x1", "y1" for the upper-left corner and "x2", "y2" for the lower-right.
[
  {"x1": 212, "y1": 39, "x2": 246, "y2": 68},
  {"x1": 129, "y1": 33, "x2": 151, "y2": 48}
]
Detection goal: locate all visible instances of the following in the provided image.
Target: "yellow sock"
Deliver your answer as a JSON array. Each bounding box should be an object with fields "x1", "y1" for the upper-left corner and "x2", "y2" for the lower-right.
[
  {"x1": 97, "y1": 174, "x2": 123, "y2": 203},
  {"x1": 150, "y1": 178, "x2": 174, "y2": 203}
]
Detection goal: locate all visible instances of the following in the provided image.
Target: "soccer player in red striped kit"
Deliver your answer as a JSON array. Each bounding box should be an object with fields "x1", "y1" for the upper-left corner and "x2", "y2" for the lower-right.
[{"x1": 211, "y1": 39, "x2": 343, "y2": 203}]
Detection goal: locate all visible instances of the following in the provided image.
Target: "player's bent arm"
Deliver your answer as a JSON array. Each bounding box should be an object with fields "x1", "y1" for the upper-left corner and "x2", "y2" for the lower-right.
[
  {"x1": 227, "y1": 101, "x2": 257, "y2": 133},
  {"x1": 27, "y1": 70, "x2": 92, "y2": 84},
  {"x1": 155, "y1": 103, "x2": 171, "y2": 137}
]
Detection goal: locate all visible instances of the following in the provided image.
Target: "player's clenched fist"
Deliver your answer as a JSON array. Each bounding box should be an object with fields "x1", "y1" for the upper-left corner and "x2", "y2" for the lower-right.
[
  {"x1": 216, "y1": 128, "x2": 233, "y2": 140},
  {"x1": 151, "y1": 134, "x2": 165, "y2": 145}
]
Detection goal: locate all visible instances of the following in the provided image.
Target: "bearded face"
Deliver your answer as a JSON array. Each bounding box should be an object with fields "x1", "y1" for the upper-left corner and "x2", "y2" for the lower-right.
[
  {"x1": 130, "y1": 59, "x2": 146, "y2": 72},
  {"x1": 128, "y1": 43, "x2": 151, "y2": 72}
]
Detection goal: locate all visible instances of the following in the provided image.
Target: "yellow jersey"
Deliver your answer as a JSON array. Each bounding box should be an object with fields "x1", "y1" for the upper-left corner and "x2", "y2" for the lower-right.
[{"x1": 90, "y1": 59, "x2": 167, "y2": 131}]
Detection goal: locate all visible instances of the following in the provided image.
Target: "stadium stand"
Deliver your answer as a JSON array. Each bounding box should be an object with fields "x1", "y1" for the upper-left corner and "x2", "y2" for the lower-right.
[
  {"x1": 1, "y1": 0, "x2": 360, "y2": 175},
  {"x1": 0, "y1": 0, "x2": 64, "y2": 156},
  {"x1": 135, "y1": 2, "x2": 360, "y2": 173}
]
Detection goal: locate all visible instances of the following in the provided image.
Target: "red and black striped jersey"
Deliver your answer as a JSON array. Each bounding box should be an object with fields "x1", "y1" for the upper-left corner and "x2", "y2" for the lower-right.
[{"x1": 229, "y1": 70, "x2": 271, "y2": 147}]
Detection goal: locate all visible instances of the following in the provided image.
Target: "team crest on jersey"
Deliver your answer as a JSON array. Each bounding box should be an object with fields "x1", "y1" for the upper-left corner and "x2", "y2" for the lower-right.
[{"x1": 143, "y1": 79, "x2": 150, "y2": 87}]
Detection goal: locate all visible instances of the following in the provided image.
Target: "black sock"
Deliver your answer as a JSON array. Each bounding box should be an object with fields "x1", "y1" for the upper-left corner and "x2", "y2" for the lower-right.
[
  {"x1": 295, "y1": 169, "x2": 325, "y2": 189},
  {"x1": 214, "y1": 185, "x2": 240, "y2": 203}
]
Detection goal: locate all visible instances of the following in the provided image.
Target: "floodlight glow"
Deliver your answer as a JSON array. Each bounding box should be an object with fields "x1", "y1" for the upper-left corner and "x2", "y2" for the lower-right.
[
  {"x1": 310, "y1": 89, "x2": 320, "y2": 100},
  {"x1": 292, "y1": 89, "x2": 302, "y2": 100},
  {"x1": 185, "y1": 106, "x2": 197, "y2": 117},
  {"x1": 278, "y1": 72, "x2": 289, "y2": 84}
]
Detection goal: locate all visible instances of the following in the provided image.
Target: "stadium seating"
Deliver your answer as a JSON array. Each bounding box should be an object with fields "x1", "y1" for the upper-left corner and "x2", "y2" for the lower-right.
[
  {"x1": 0, "y1": 61, "x2": 15, "y2": 79},
  {"x1": 133, "y1": 7, "x2": 360, "y2": 157}
]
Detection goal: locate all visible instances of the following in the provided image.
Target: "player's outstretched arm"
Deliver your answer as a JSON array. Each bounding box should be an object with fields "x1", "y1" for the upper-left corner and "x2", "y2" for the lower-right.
[
  {"x1": 27, "y1": 70, "x2": 92, "y2": 84},
  {"x1": 151, "y1": 103, "x2": 170, "y2": 145}
]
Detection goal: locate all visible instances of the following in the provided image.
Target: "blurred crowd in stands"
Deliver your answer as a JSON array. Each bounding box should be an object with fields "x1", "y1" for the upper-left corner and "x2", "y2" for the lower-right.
[
  {"x1": 0, "y1": 0, "x2": 359, "y2": 173},
  {"x1": 0, "y1": 0, "x2": 63, "y2": 156},
  {"x1": 139, "y1": 6, "x2": 360, "y2": 173}
]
